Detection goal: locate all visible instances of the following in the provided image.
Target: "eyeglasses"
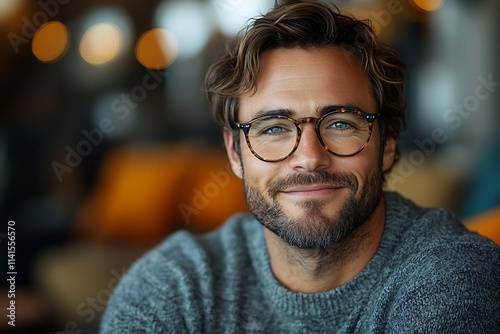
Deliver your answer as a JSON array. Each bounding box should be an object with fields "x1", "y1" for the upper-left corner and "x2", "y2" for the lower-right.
[{"x1": 236, "y1": 108, "x2": 380, "y2": 162}]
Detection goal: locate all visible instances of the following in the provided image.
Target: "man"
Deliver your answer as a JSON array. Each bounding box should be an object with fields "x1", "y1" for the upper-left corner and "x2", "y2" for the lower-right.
[{"x1": 101, "y1": 1, "x2": 499, "y2": 332}]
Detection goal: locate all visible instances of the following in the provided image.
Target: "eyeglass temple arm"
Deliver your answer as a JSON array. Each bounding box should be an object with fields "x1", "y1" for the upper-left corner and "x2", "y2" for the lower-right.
[
  {"x1": 365, "y1": 113, "x2": 380, "y2": 122},
  {"x1": 235, "y1": 123, "x2": 251, "y2": 134}
]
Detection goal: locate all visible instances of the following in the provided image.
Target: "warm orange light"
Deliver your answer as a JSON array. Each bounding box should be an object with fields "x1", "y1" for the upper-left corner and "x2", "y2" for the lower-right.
[
  {"x1": 80, "y1": 23, "x2": 122, "y2": 66},
  {"x1": 135, "y1": 28, "x2": 178, "y2": 69},
  {"x1": 412, "y1": 0, "x2": 445, "y2": 12},
  {"x1": 32, "y1": 21, "x2": 69, "y2": 63}
]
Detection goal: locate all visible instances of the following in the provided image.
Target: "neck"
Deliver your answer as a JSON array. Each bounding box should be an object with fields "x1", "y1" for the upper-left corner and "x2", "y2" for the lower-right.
[{"x1": 264, "y1": 197, "x2": 386, "y2": 293}]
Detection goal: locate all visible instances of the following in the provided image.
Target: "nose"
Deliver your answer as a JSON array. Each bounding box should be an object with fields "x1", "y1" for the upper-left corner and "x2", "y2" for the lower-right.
[{"x1": 288, "y1": 123, "x2": 332, "y2": 172}]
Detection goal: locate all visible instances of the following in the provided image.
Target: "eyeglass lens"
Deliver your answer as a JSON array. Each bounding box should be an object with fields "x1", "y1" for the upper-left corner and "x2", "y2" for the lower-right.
[{"x1": 245, "y1": 111, "x2": 372, "y2": 161}]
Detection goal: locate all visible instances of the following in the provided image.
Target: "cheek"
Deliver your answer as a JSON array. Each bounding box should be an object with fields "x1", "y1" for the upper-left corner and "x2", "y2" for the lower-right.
[
  {"x1": 240, "y1": 150, "x2": 281, "y2": 192},
  {"x1": 342, "y1": 145, "x2": 381, "y2": 188}
]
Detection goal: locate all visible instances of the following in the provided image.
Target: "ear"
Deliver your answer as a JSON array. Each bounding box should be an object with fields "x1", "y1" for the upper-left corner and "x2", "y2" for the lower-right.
[
  {"x1": 382, "y1": 136, "x2": 397, "y2": 173},
  {"x1": 223, "y1": 127, "x2": 243, "y2": 179}
]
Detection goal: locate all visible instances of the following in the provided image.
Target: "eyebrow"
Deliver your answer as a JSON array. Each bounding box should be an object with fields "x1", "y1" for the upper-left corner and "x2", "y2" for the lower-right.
[
  {"x1": 247, "y1": 103, "x2": 365, "y2": 122},
  {"x1": 249, "y1": 108, "x2": 295, "y2": 121}
]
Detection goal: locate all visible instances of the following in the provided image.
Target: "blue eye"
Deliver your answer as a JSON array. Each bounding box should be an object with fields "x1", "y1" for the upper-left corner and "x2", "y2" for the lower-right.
[
  {"x1": 332, "y1": 122, "x2": 351, "y2": 130},
  {"x1": 264, "y1": 126, "x2": 286, "y2": 134}
]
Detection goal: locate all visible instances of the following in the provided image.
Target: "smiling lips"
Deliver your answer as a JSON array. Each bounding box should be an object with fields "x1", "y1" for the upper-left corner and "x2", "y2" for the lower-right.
[{"x1": 280, "y1": 184, "x2": 342, "y2": 199}]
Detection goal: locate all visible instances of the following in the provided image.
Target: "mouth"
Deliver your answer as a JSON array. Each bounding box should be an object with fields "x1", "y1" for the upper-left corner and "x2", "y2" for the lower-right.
[{"x1": 280, "y1": 184, "x2": 342, "y2": 199}]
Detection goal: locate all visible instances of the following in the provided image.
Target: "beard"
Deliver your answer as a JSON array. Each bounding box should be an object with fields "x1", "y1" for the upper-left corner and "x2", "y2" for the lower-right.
[{"x1": 243, "y1": 168, "x2": 383, "y2": 250}]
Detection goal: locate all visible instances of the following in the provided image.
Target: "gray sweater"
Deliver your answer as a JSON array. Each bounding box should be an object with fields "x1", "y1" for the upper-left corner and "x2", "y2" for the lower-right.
[{"x1": 100, "y1": 192, "x2": 500, "y2": 333}]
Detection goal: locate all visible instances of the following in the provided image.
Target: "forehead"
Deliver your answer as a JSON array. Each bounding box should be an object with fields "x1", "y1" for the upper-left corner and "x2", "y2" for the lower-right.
[{"x1": 239, "y1": 46, "x2": 376, "y2": 121}]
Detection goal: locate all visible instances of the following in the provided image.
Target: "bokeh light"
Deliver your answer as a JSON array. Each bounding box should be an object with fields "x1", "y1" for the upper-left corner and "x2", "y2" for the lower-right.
[
  {"x1": 136, "y1": 28, "x2": 178, "y2": 69},
  {"x1": 155, "y1": 0, "x2": 213, "y2": 59},
  {"x1": 412, "y1": 0, "x2": 445, "y2": 12},
  {"x1": 32, "y1": 21, "x2": 69, "y2": 63},
  {"x1": 209, "y1": 0, "x2": 274, "y2": 36},
  {"x1": 78, "y1": 6, "x2": 133, "y2": 67},
  {"x1": 80, "y1": 23, "x2": 122, "y2": 66},
  {"x1": 0, "y1": 0, "x2": 23, "y2": 22}
]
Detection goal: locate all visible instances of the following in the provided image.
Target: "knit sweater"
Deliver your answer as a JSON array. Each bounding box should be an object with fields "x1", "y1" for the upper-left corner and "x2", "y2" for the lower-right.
[{"x1": 100, "y1": 192, "x2": 500, "y2": 333}]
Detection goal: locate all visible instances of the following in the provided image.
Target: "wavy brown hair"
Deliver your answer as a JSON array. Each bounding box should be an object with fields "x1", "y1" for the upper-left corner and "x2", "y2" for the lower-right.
[{"x1": 205, "y1": 0, "x2": 406, "y2": 169}]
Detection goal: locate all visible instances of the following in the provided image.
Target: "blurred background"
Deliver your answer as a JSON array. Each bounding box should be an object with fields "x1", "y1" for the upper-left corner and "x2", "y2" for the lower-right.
[{"x1": 0, "y1": 0, "x2": 499, "y2": 332}]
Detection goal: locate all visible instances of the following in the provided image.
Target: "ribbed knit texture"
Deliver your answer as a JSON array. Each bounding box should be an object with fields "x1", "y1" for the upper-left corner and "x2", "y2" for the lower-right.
[{"x1": 100, "y1": 192, "x2": 500, "y2": 333}]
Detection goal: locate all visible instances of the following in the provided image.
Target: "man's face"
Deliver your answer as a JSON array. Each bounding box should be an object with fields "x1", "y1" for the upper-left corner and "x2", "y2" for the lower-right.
[{"x1": 224, "y1": 46, "x2": 396, "y2": 249}]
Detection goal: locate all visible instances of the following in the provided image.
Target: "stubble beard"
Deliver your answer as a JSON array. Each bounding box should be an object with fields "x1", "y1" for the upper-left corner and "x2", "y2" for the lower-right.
[{"x1": 243, "y1": 169, "x2": 383, "y2": 250}]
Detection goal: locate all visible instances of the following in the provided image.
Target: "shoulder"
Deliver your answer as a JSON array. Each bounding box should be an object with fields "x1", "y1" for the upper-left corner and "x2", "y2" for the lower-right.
[
  {"x1": 387, "y1": 228, "x2": 500, "y2": 332},
  {"x1": 382, "y1": 192, "x2": 500, "y2": 332},
  {"x1": 386, "y1": 192, "x2": 499, "y2": 296},
  {"x1": 151, "y1": 212, "x2": 261, "y2": 272},
  {"x1": 397, "y1": 237, "x2": 500, "y2": 285},
  {"x1": 384, "y1": 191, "x2": 495, "y2": 250},
  {"x1": 388, "y1": 244, "x2": 499, "y2": 333},
  {"x1": 130, "y1": 212, "x2": 258, "y2": 270},
  {"x1": 100, "y1": 213, "x2": 260, "y2": 333}
]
